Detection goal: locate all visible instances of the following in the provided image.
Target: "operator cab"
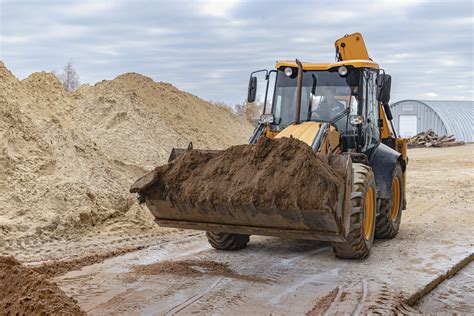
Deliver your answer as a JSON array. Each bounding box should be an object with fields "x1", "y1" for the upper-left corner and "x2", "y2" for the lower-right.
[
  {"x1": 248, "y1": 60, "x2": 391, "y2": 154},
  {"x1": 271, "y1": 65, "x2": 361, "y2": 133}
]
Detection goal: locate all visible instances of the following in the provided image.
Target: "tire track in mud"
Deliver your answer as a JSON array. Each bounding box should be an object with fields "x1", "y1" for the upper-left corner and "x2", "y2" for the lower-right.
[
  {"x1": 31, "y1": 246, "x2": 145, "y2": 277},
  {"x1": 352, "y1": 280, "x2": 368, "y2": 315},
  {"x1": 165, "y1": 278, "x2": 227, "y2": 315},
  {"x1": 11, "y1": 230, "x2": 202, "y2": 264},
  {"x1": 407, "y1": 253, "x2": 474, "y2": 306},
  {"x1": 307, "y1": 280, "x2": 417, "y2": 315},
  {"x1": 309, "y1": 273, "x2": 474, "y2": 316},
  {"x1": 6, "y1": 232, "x2": 165, "y2": 263},
  {"x1": 415, "y1": 261, "x2": 474, "y2": 314}
]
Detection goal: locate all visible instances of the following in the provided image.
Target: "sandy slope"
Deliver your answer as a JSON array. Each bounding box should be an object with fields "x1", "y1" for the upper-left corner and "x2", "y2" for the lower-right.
[{"x1": 0, "y1": 62, "x2": 254, "y2": 257}]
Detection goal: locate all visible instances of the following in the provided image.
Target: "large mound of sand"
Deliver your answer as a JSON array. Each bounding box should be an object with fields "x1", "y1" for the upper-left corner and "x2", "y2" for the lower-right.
[
  {"x1": 72, "y1": 72, "x2": 251, "y2": 169},
  {"x1": 0, "y1": 61, "x2": 254, "y2": 251}
]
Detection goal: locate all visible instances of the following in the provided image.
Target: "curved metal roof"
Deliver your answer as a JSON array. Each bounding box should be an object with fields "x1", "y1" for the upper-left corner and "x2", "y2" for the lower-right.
[{"x1": 391, "y1": 100, "x2": 473, "y2": 142}]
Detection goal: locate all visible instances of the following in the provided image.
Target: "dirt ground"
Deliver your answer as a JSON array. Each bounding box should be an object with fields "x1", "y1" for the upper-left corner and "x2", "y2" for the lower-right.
[{"x1": 46, "y1": 144, "x2": 473, "y2": 315}]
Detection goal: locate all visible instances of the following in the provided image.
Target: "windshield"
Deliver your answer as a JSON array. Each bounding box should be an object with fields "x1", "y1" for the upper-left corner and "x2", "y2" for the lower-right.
[{"x1": 272, "y1": 68, "x2": 361, "y2": 132}]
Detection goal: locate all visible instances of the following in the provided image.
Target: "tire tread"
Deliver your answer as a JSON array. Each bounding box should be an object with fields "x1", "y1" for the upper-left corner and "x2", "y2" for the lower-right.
[
  {"x1": 206, "y1": 232, "x2": 249, "y2": 250},
  {"x1": 333, "y1": 163, "x2": 376, "y2": 259}
]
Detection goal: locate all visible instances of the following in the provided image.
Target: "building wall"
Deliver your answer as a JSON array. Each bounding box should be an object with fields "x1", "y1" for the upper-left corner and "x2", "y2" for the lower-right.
[{"x1": 390, "y1": 100, "x2": 447, "y2": 137}]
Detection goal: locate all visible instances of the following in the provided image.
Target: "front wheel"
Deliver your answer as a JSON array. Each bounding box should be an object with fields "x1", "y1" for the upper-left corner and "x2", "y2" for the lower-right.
[
  {"x1": 206, "y1": 232, "x2": 249, "y2": 250},
  {"x1": 375, "y1": 163, "x2": 404, "y2": 239},
  {"x1": 332, "y1": 163, "x2": 376, "y2": 259}
]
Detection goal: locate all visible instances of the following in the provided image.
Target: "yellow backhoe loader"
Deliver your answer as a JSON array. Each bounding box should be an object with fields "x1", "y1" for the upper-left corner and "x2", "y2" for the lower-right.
[{"x1": 131, "y1": 33, "x2": 408, "y2": 259}]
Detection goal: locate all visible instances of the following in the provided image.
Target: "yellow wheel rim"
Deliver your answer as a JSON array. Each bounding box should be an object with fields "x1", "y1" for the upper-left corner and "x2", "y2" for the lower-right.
[
  {"x1": 390, "y1": 177, "x2": 401, "y2": 221},
  {"x1": 364, "y1": 187, "x2": 375, "y2": 241}
]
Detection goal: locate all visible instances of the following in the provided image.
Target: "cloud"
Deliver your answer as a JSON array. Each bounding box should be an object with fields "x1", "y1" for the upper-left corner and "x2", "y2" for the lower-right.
[
  {"x1": 419, "y1": 92, "x2": 439, "y2": 98},
  {"x1": 55, "y1": 0, "x2": 122, "y2": 17},
  {"x1": 196, "y1": 0, "x2": 240, "y2": 18},
  {"x1": 0, "y1": 0, "x2": 472, "y2": 104},
  {"x1": 0, "y1": 35, "x2": 31, "y2": 44}
]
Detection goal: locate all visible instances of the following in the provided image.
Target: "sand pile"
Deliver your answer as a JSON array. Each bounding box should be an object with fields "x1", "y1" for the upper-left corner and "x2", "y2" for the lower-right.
[
  {"x1": 0, "y1": 256, "x2": 85, "y2": 315},
  {"x1": 132, "y1": 137, "x2": 344, "y2": 211},
  {"x1": 0, "y1": 61, "x2": 253, "y2": 252},
  {"x1": 71, "y1": 72, "x2": 252, "y2": 169},
  {"x1": 0, "y1": 65, "x2": 153, "y2": 247}
]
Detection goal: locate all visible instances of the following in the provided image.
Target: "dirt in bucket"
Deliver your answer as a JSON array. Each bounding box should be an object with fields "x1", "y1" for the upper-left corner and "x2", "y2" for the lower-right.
[{"x1": 132, "y1": 136, "x2": 345, "y2": 211}]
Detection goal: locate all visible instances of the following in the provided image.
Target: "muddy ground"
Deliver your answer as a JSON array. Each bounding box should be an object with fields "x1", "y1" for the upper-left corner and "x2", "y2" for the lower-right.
[
  {"x1": 416, "y1": 261, "x2": 474, "y2": 314},
  {"x1": 31, "y1": 144, "x2": 471, "y2": 314}
]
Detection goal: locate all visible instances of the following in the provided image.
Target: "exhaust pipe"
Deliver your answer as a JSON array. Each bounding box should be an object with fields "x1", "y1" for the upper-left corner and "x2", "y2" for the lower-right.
[{"x1": 295, "y1": 59, "x2": 303, "y2": 124}]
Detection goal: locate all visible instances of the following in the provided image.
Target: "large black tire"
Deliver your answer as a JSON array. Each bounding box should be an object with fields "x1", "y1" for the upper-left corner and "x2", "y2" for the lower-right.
[
  {"x1": 332, "y1": 163, "x2": 376, "y2": 259},
  {"x1": 375, "y1": 163, "x2": 403, "y2": 239},
  {"x1": 206, "y1": 232, "x2": 249, "y2": 250}
]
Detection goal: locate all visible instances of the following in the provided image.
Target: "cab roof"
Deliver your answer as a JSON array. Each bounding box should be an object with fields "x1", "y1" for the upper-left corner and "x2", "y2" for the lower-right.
[{"x1": 275, "y1": 59, "x2": 379, "y2": 71}]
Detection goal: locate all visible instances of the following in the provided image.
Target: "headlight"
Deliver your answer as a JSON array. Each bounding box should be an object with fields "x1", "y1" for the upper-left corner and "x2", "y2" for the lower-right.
[
  {"x1": 338, "y1": 66, "x2": 348, "y2": 76},
  {"x1": 350, "y1": 115, "x2": 364, "y2": 125},
  {"x1": 284, "y1": 67, "x2": 293, "y2": 77}
]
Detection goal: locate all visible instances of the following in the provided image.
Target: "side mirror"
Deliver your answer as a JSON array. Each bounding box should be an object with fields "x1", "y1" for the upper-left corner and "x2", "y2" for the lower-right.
[
  {"x1": 247, "y1": 76, "x2": 257, "y2": 103},
  {"x1": 376, "y1": 73, "x2": 391, "y2": 105}
]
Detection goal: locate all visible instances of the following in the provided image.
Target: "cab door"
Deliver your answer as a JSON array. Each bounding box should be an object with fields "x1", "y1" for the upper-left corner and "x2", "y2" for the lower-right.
[{"x1": 362, "y1": 69, "x2": 381, "y2": 152}]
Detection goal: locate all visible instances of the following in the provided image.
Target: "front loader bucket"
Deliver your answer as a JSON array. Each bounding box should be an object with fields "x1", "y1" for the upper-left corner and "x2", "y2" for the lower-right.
[{"x1": 131, "y1": 139, "x2": 353, "y2": 242}]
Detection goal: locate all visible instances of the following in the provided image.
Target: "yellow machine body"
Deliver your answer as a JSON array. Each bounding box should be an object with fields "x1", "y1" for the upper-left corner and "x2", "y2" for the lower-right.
[
  {"x1": 335, "y1": 32, "x2": 370, "y2": 60},
  {"x1": 132, "y1": 32, "x2": 408, "y2": 249}
]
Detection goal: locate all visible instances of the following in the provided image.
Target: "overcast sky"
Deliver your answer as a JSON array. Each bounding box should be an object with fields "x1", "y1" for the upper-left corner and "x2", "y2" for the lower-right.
[{"x1": 0, "y1": 0, "x2": 473, "y2": 105}]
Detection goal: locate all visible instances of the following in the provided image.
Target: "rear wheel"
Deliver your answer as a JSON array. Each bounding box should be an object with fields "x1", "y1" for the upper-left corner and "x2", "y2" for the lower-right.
[
  {"x1": 332, "y1": 163, "x2": 376, "y2": 259},
  {"x1": 375, "y1": 163, "x2": 403, "y2": 239},
  {"x1": 206, "y1": 232, "x2": 249, "y2": 250}
]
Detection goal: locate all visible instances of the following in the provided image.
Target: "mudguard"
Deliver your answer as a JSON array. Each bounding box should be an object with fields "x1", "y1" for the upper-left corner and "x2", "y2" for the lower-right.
[{"x1": 367, "y1": 143, "x2": 403, "y2": 200}]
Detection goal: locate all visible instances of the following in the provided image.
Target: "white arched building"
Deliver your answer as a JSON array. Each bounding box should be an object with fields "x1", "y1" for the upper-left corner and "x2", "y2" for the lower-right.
[{"x1": 389, "y1": 100, "x2": 473, "y2": 142}]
